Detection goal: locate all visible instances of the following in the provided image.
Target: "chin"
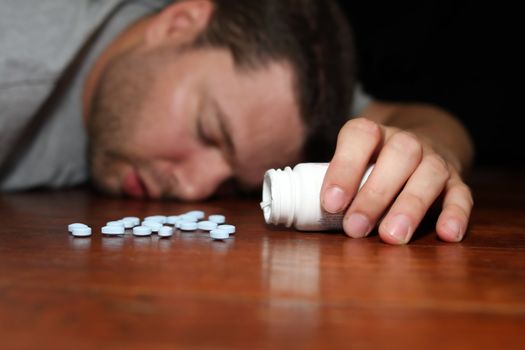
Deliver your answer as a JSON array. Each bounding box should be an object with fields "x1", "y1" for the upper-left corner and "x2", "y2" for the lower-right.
[{"x1": 90, "y1": 172, "x2": 122, "y2": 197}]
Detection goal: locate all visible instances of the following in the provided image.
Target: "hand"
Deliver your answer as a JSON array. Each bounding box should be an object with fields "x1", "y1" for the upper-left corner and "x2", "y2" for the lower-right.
[{"x1": 321, "y1": 118, "x2": 474, "y2": 245}]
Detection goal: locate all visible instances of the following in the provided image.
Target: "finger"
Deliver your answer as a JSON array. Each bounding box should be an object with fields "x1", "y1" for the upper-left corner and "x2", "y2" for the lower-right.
[
  {"x1": 343, "y1": 131, "x2": 423, "y2": 238},
  {"x1": 436, "y1": 171, "x2": 473, "y2": 242},
  {"x1": 378, "y1": 154, "x2": 450, "y2": 244},
  {"x1": 321, "y1": 118, "x2": 383, "y2": 214}
]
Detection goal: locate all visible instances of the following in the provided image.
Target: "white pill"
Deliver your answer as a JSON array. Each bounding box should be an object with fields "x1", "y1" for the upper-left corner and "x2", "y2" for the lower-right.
[
  {"x1": 101, "y1": 225, "x2": 125, "y2": 235},
  {"x1": 185, "y1": 210, "x2": 205, "y2": 220},
  {"x1": 107, "y1": 220, "x2": 125, "y2": 228},
  {"x1": 144, "y1": 215, "x2": 167, "y2": 224},
  {"x1": 180, "y1": 214, "x2": 199, "y2": 223},
  {"x1": 142, "y1": 220, "x2": 162, "y2": 232},
  {"x1": 68, "y1": 223, "x2": 88, "y2": 233},
  {"x1": 122, "y1": 217, "x2": 140, "y2": 228},
  {"x1": 209, "y1": 215, "x2": 226, "y2": 224},
  {"x1": 158, "y1": 226, "x2": 174, "y2": 238},
  {"x1": 71, "y1": 226, "x2": 92, "y2": 237},
  {"x1": 218, "y1": 224, "x2": 236, "y2": 235},
  {"x1": 197, "y1": 221, "x2": 218, "y2": 231},
  {"x1": 123, "y1": 216, "x2": 140, "y2": 224},
  {"x1": 180, "y1": 221, "x2": 198, "y2": 231},
  {"x1": 133, "y1": 226, "x2": 152, "y2": 236},
  {"x1": 167, "y1": 215, "x2": 181, "y2": 225},
  {"x1": 210, "y1": 228, "x2": 229, "y2": 240}
]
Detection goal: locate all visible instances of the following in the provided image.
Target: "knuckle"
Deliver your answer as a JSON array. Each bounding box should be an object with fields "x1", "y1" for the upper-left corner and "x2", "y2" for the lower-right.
[
  {"x1": 401, "y1": 191, "x2": 428, "y2": 214},
  {"x1": 423, "y1": 154, "x2": 450, "y2": 180},
  {"x1": 445, "y1": 203, "x2": 470, "y2": 220},
  {"x1": 390, "y1": 132, "x2": 422, "y2": 157},
  {"x1": 364, "y1": 183, "x2": 388, "y2": 201},
  {"x1": 455, "y1": 184, "x2": 474, "y2": 208},
  {"x1": 344, "y1": 118, "x2": 381, "y2": 139}
]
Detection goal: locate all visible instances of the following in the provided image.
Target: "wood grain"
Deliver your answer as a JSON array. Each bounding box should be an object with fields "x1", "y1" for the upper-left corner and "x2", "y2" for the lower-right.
[{"x1": 0, "y1": 168, "x2": 524, "y2": 350}]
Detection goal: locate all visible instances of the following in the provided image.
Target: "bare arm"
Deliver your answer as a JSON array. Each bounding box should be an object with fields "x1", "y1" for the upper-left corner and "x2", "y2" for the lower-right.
[{"x1": 362, "y1": 101, "x2": 474, "y2": 173}]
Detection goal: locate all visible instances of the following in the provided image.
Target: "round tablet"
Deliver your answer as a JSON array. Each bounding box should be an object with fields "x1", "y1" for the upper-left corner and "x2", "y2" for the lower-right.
[
  {"x1": 107, "y1": 221, "x2": 125, "y2": 228},
  {"x1": 68, "y1": 223, "x2": 88, "y2": 233},
  {"x1": 144, "y1": 215, "x2": 167, "y2": 224},
  {"x1": 158, "y1": 226, "x2": 174, "y2": 238},
  {"x1": 197, "y1": 221, "x2": 218, "y2": 231},
  {"x1": 166, "y1": 215, "x2": 181, "y2": 225},
  {"x1": 72, "y1": 226, "x2": 92, "y2": 237},
  {"x1": 208, "y1": 215, "x2": 226, "y2": 224},
  {"x1": 180, "y1": 221, "x2": 198, "y2": 231},
  {"x1": 133, "y1": 226, "x2": 152, "y2": 237},
  {"x1": 180, "y1": 214, "x2": 199, "y2": 223},
  {"x1": 185, "y1": 210, "x2": 205, "y2": 220},
  {"x1": 210, "y1": 228, "x2": 229, "y2": 240},
  {"x1": 101, "y1": 225, "x2": 125, "y2": 235},
  {"x1": 142, "y1": 220, "x2": 162, "y2": 232},
  {"x1": 218, "y1": 224, "x2": 236, "y2": 235},
  {"x1": 122, "y1": 216, "x2": 140, "y2": 226}
]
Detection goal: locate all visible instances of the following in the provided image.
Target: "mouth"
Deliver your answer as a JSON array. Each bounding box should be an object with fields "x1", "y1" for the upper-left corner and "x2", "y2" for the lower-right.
[{"x1": 122, "y1": 169, "x2": 148, "y2": 198}]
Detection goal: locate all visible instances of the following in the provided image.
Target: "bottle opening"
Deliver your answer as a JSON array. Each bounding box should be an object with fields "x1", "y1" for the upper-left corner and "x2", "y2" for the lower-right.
[{"x1": 261, "y1": 170, "x2": 274, "y2": 223}]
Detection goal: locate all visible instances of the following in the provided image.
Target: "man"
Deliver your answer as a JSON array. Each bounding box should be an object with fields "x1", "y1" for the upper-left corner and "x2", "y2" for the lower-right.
[{"x1": 0, "y1": 0, "x2": 473, "y2": 245}]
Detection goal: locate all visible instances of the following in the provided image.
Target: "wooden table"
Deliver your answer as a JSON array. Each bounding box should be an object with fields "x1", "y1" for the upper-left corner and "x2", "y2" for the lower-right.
[{"x1": 1, "y1": 169, "x2": 524, "y2": 350}]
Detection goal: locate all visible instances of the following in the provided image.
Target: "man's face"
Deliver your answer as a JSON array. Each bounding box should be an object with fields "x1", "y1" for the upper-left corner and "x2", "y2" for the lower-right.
[{"x1": 89, "y1": 47, "x2": 305, "y2": 200}]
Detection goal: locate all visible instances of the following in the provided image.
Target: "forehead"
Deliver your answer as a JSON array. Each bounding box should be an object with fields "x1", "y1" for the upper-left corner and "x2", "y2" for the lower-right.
[{"x1": 207, "y1": 55, "x2": 305, "y2": 178}]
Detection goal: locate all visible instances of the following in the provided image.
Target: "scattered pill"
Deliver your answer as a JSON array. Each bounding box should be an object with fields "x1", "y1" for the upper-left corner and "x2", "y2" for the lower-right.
[
  {"x1": 144, "y1": 215, "x2": 167, "y2": 224},
  {"x1": 142, "y1": 220, "x2": 162, "y2": 232},
  {"x1": 122, "y1": 217, "x2": 140, "y2": 228},
  {"x1": 197, "y1": 221, "x2": 218, "y2": 231},
  {"x1": 180, "y1": 221, "x2": 198, "y2": 231},
  {"x1": 210, "y1": 228, "x2": 229, "y2": 240},
  {"x1": 107, "y1": 221, "x2": 125, "y2": 228},
  {"x1": 167, "y1": 215, "x2": 181, "y2": 225},
  {"x1": 101, "y1": 225, "x2": 125, "y2": 235},
  {"x1": 68, "y1": 223, "x2": 88, "y2": 233},
  {"x1": 158, "y1": 226, "x2": 174, "y2": 238},
  {"x1": 209, "y1": 215, "x2": 226, "y2": 224},
  {"x1": 185, "y1": 210, "x2": 205, "y2": 220},
  {"x1": 180, "y1": 214, "x2": 199, "y2": 223},
  {"x1": 72, "y1": 226, "x2": 92, "y2": 237},
  {"x1": 218, "y1": 224, "x2": 236, "y2": 235},
  {"x1": 123, "y1": 216, "x2": 140, "y2": 223},
  {"x1": 68, "y1": 212, "x2": 234, "y2": 241},
  {"x1": 133, "y1": 226, "x2": 152, "y2": 237}
]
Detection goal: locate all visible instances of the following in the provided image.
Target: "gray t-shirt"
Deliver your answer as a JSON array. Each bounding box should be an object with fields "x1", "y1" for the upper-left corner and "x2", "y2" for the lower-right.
[
  {"x1": 0, "y1": 0, "x2": 168, "y2": 191},
  {"x1": 0, "y1": 0, "x2": 372, "y2": 191}
]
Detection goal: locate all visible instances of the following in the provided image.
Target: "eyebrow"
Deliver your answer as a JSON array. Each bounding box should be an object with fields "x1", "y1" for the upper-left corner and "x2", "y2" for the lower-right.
[{"x1": 211, "y1": 97, "x2": 236, "y2": 156}]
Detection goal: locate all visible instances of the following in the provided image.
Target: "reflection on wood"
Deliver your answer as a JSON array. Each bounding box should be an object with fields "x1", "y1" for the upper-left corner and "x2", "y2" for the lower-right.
[{"x1": 0, "y1": 169, "x2": 524, "y2": 349}]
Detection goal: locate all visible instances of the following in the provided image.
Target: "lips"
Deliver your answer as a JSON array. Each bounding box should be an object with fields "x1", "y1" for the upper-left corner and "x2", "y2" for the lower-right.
[{"x1": 122, "y1": 169, "x2": 147, "y2": 198}]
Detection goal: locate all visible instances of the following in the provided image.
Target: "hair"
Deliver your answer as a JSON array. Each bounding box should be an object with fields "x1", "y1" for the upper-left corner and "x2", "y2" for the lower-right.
[
  {"x1": 191, "y1": 0, "x2": 356, "y2": 161},
  {"x1": 90, "y1": 0, "x2": 356, "y2": 163}
]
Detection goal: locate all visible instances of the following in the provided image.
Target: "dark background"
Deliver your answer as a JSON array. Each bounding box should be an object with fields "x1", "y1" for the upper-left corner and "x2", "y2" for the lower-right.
[{"x1": 339, "y1": 1, "x2": 516, "y2": 166}]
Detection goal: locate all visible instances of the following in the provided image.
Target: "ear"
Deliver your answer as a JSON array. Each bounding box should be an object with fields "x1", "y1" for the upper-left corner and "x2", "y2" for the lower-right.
[{"x1": 145, "y1": 0, "x2": 214, "y2": 47}]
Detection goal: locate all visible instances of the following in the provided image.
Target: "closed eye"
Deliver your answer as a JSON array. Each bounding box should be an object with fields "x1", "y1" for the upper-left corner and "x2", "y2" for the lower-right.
[{"x1": 197, "y1": 116, "x2": 215, "y2": 146}]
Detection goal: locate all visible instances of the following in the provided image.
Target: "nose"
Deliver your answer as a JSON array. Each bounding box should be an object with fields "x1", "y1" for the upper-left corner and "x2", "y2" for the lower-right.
[{"x1": 171, "y1": 151, "x2": 233, "y2": 201}]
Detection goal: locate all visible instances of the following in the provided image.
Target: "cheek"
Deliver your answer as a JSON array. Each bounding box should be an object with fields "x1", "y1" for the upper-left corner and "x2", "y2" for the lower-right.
[
  {"x1": 90, "y1": 151, "x2": 129, "y2": 193},
  {"x1": 127, "y1": 118, "x2": 195, "y2": 161},
  {"x1": 131, "y1": 101, "x2": 200, "y2": 160},
  {"x1": 236, "y1": 131, "x2": 303, "y2": 174}
]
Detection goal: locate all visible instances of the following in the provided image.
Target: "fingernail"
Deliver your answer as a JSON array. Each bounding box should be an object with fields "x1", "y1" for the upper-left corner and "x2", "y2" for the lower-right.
[
  {"x1": 323, "y1": 186, "x2": 348, "y2": 213},
  {"x1": 345, "y1": 213, "x2": 371, "y2": 238},
  {"x1": 445, "y1": 219, "x2": 463, "y2": 241},
  {"x1": 385, "y1": 215, "x2": 412, "y2": 244}
]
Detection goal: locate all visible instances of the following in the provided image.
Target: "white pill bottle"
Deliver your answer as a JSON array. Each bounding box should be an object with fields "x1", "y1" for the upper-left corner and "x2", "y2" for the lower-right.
[{"x1": 261, "y1": 163, "x2": 373, "y2": 231}]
